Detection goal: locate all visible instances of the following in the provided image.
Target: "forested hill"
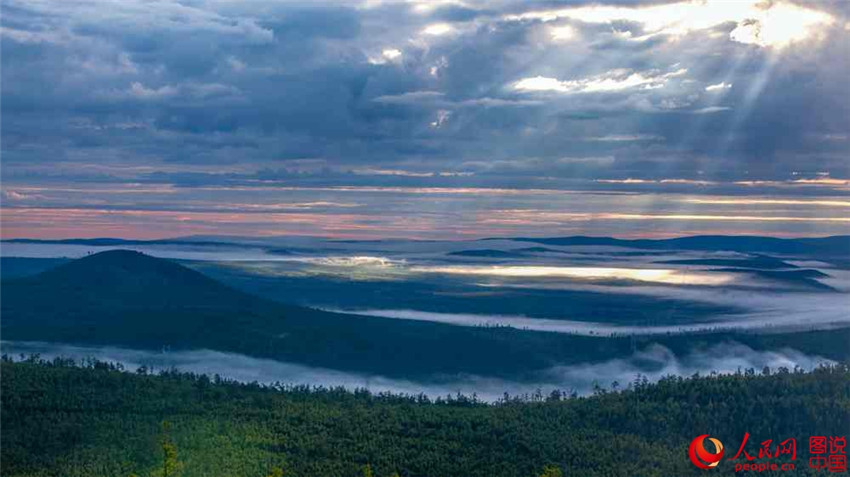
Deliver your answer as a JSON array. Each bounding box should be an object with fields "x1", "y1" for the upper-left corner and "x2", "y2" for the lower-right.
[
  {"x1": 3, "y1": 357, "x2": 849, "y2": 477},
  {"x1": 5, "y1": 250, "x2": 850, "y2": 380},
  {"x1": 3, "y1": 250, "x2": 267, "y2": 313}
]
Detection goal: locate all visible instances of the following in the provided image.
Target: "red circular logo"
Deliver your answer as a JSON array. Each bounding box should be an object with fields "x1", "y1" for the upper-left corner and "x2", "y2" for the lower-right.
[{"x1": 689, "y1": 434, "x2": 725, "y2": 469}]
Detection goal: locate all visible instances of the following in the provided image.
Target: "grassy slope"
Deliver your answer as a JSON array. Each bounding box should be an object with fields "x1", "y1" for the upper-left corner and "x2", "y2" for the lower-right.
[{"x1": 2, "y1": 359, "x2": 849, "y2": 477}]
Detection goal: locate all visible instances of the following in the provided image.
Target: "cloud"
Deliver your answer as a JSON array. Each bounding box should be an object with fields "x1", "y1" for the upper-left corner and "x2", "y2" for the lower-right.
[
  {"x1": 0, "y1": 26, "x2": 65, "y2": 45},
  {"x1": 549, "y1": 25, "x2": 576, "y2": 41},
  {"x1": 126, "y1": 82, "x2": 178, "y2": 100},
  {"x1": 705, "y1": 82, "x2": 732, "y2": 92},
  {"x1": 792, "y1": 177, "x2": 849, "y2": 186},
  {"x1": 728, "y1": 2, "x2": 834, "y2": 48},
  {"x1": 3, "y1": 190, "x2": 44, "y2": 201},
  {"x1": 352, "y1": 168, "x2": 437, "y2": 177},
  {"x1": 421, "y1": 23, "x2": 454, "y2": 36},
  {"x1": 373, "y1": 91, "x2": 445, "y2": 104},
  {"x1": 514, "y1": 68, "x2": 687, "y2": 94},
  {"x1": 226, "y1": 56, "x2": 246, "y2": 72},
  {"x1": 430, "y1": 109, "x2": 451, "y2": 128},
  {"x1": 0, "y1": 0, "x2": 848, "y2": 240},
  {"x1": 368, "y1": 48, "x2": 404, "y2": 64},
  {"x1": 584, "y1": 134, "x2": 664, "y2": 142},
  {"x1": 373, "y1": 91, "x2": 541, "y2": 108},
  {"x1": 691, "y1": 106, "x2": 732, "y2": 114},
  {"x1": 504, "y1": 0, "x2": 834, "y2": 49},
  {"x1": 382, "y1": 48, "x2": 402, "y2": 60}
]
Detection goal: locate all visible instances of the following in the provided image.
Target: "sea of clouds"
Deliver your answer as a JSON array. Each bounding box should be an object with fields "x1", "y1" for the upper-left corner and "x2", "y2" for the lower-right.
[{"x1": 2, "y1": 340, "x2": 832, "y2": 402}]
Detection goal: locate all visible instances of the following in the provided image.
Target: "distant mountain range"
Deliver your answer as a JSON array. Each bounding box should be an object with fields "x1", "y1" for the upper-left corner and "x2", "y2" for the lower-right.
[
  {"x1": 499, "y1": 235, "x2": 850, "y2": 255},
  {"x1": 5, "y1": 234, "x2": 849, "y2": 255}
]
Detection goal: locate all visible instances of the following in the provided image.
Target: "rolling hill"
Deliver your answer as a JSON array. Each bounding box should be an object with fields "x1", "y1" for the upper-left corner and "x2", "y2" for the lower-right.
[
  {"x1": 0, "y1": 250, "x2": 643, "y2": 378},
  {"x1": 6, "y1": 250, "x2": 265, "y2": 312},
  {"x1": 3, "y1": 250, "x2": 849, "y2": 381}
]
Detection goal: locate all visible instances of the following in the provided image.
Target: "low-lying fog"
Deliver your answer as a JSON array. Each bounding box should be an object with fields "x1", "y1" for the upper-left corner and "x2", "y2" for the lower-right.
[
  {"x1": 330, "y1": 288, "x2": 850, "y2": 336},
  {"x1": 2, "y1": 341, "x2": 833, "y2": 402},
  {"x1": 3, "y1": 238, "x2": 847, "y2": 401}
]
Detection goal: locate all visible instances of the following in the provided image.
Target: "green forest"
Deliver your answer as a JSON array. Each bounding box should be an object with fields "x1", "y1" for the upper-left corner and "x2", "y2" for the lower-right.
[
  {"x1": 5, "y1": 251, "x2": 850, "y2": 381},
  {"x1": 3, "y1": 356, "x2": 848, "y2": 477}
]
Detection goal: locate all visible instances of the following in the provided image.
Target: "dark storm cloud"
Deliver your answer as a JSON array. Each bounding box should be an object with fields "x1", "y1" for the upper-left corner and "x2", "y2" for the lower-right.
[
  {"x1": 1, "y1": 0, "x2": 849, "y2": 239},
  {"x1": 3, "y1": 0, "x2": 847, "y2": 178}
]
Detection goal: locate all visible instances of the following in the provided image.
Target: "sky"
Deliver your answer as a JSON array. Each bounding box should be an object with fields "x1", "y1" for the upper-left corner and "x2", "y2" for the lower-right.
[{"x1": 1, "y1": 0, "x2": 848, "y2": 240}]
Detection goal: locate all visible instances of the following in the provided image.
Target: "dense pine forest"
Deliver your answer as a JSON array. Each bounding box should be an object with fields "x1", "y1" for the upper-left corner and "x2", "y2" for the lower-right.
[{"x1": 2, "y1": 356, "x2": 848, "y2": 477}]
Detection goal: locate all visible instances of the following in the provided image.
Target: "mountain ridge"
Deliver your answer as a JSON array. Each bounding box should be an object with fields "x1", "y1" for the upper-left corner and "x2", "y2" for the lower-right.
[{"x1": 493, "y1": 235, "x2": 850, "y2": 255}]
